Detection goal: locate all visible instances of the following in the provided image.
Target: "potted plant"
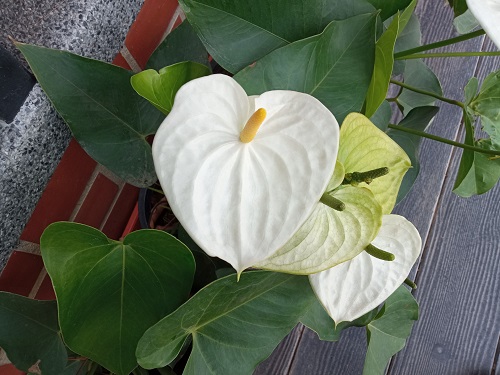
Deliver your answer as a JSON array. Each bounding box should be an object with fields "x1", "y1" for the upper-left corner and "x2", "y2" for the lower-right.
[{"x1": 1, "y1": 0, "x2": 499, "y2": 374}]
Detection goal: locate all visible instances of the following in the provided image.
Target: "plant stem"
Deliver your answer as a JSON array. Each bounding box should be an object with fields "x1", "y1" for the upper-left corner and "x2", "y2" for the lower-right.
[
  {"x1": 404, "y1": 278, "x2": 417, "y2": 289},
  {"x1": 397, "y1": 51, "x2": 500, "y2": 60},
  {"x1": 365, "y1": 244, "x2": 395, "y2": 261},
  {"x1": 390, "y1": 79, "x2": 464, "y2": 108},
  {"x1": 388, "y1": 124, "x2": 500, "y2": 156},
  {"x1": 394, "y1": 29, "x2": 485, "y2": 58},
  {"x1": 320, "y1": 193, "x2": 345, "y2": 211}
]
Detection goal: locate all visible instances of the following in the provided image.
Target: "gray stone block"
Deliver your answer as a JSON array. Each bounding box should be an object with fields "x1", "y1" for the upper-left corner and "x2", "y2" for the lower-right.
[{"x1": 0, "y1": 0, "x2": 145, "y2": 268}]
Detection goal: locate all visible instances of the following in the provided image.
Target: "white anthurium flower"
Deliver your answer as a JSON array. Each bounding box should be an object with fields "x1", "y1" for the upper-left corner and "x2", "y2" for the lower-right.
[
  {"x1": 257, "y1": 113, "x2": 410, "y2": 274},
  {"x1": 152, "y1": 74, "x2": 339, "y2": 274},
  {"x1": 466, "y1": 0, "x2": 500, "y2": 49},
  {"x1": 309, "y1": 214, "x2": 422, "y2": 324}
]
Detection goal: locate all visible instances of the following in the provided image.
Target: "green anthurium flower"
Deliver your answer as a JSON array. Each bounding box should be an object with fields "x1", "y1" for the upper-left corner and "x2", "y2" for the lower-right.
[
  {"x1": 152, "y1": 74, "x2": 339, "y2": 274},
  {"x1": 466, "y1": 0, "x2": 500, "y2": 49},
  {"x1": 338, "y1": 113, "x2": 411, "y2": 214},
  {"x1": 257, "y1": 113, "x2": 411, "y2": 274}
]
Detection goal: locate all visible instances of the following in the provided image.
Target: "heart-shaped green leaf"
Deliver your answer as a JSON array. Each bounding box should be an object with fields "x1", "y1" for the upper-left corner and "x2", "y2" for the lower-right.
[
  {"x1": 397, "y1": 59, "x2": 443, "y2": 115},
  {"x1": 0, "y1": 292, "x2": 68, "y2": 374},
  {"x1": 469, "y1": 70, "x2": 500, "y2": 148},
  {"x1": 146, "y1": 21, "x2": 210, "y2": 71},
  {"x1": 40, "y1": 222, "x2": 195, "y2": 375},
  {"x1": 235, "y1": 13, "x2": 377, "y2": 122},
  {"x1": 454, "y1": 138, "x2": 500, "y2": 197},
  {"x1": 16, "y1": 43, "x2": 164, "y2": 187},
  {"x1": 256, "y1": 186, "x2": 382, "y2": 274},
  {"x1": 363, "y1": 285, "x2": 418, "y2": 375},
  {"x1": 136, "y1": 271, "x2": 315, "y2": 373},
  {"x1": 179, "y1": 0, "x2": 375, "y2": 73},
  {"x1": 131, "y1": 62, "x2": 211, "y2": 115},
  {"x1": 387, "y1": 106, "x2": 439, "y2": 202},
  {"x1": 339, "y1": 113, "x2": 411, "y2": 214}
]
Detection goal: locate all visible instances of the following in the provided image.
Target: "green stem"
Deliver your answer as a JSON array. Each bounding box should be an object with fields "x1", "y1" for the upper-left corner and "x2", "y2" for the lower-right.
[
  {"x1": 388, "y1": 124, "x2": 500, "y2": 156},
  {"x1": 320, "y1": 193, "x2": 345, "y2": 211},
  {"x1": 365, "y1": 244, "x2": 395, "y2": 261},
  {"x1": 404, "y1": 278, "x2": 417, "y2": 289},
  {"x1": 390, "y1": 79, "x2": 464, "y2": 108},
  {"x1": 394, "y1": 29, "x2": 485, "y2": 58},
  {"x1": 397, "y1": 51, "x2": 500, "y2": 60}
]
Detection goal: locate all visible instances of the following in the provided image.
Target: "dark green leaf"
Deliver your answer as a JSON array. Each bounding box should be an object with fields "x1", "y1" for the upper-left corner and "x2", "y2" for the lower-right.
[
  {"x1": 448, "y1": 0, "x2": 468, "y2": 17},
  {"x1": 301, "y1": 297, "x2": 379, "y2": 342},
  {"x1": 0, "y1": 292, "x2": 67, "y2": 374},
  {"x1": 392, "y1": 13, "x2": 421, "y2": 76},
  {"x1": 469, "y1": 71, "x2": 500, "y2": 148},
  {"x1": 179, "y1": 0, "x2": 375, "y2": 73},
  {"x1": 137, "y1": 271, "x2": 316, "y2": 374},
  {"x1": 235, "y1": 13, "x2": 377, "y2": 122},
  {"x1": 453, "y1": 138, "x2": 500, "y2": 196},
  {"x1": 16, "y1": 43, "x2": 164, "y2": 187},
  {"x1": 131, "y1": 62, "x2": 211, "y2": 115},
  {"x1": 366, "y1": 0, "x2": 413, "y2": 20},
  {"x1": 40, "y1": 223, "x2": 195, "y2": 375},
  {"x1": 388, "y1": 106, "x2": 439, "y2": 202},
  {"x1": 370, "y1": 100, "x2": 392, "y2": 131},
  {"x1": 397, "y1": 59, "x2": 443, "y2": 115},
  {"x1": 362, "y1": 285, "x2": 418, "y2": 375},
  {"x1": 147, "y1": 21, "x2": 210, "y2": 70},
  {"x1": 365, "y1": 14, "x2": 400, "y2": 118}
]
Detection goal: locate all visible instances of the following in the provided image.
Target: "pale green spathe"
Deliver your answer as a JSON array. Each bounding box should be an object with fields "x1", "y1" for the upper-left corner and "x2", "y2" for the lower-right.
[{"x1": 338, "y1": 113, "x2": 411, "y2": 214}]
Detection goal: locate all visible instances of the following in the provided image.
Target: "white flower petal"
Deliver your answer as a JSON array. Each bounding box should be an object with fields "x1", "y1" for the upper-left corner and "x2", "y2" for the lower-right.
[
  {"x1": 309, "y1": 214, "x2": 421, "y2": 323},
  {"x1": 467, "y1": 0, "x2": 500, "y2": 49},
  {"x1": 153, "y1": 75, "x2": 339, "y2": 273}
]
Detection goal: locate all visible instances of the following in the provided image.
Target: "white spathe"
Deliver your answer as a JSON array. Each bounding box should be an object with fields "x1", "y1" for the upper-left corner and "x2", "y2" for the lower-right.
[
  {"x1": 309, "y1": 214, "x2": 421, "y2": 324},
  {"x1": 152, "y1": 74, "x2": 339, "y2": 273},
  {"x1": 466, "y1": 0, "x2": 500, "y2": 49}
]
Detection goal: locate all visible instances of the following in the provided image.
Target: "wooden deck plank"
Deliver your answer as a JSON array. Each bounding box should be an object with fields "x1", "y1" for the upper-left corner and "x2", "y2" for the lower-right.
[
  {"x1": 256, "y1": 1, "x2": 496, "y2": 374},
  {"x1": 389, "y1": 34, "x2": 500, "y2": 375}
]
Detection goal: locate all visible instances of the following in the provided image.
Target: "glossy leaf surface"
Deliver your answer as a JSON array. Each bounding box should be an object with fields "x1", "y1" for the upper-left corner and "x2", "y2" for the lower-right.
[
  {"x1": 131, "y1": 62, "x2": 211, "y2": 114},
  {"x1": 387, "y1": 106, "x2": 439, "y2": 202},
  {"x1": 365, "y1": 14, "x2": 400, "y2": 118},
  {"x1": 397, "y1": 59, "x2": 443, "y2": 115},
  {"x1": 363, "y1": 286, "x2": 419, "y2": 375},
  {"x1": 16, "y1": 43, "x2": 164, "y2": 187},
  {"x1": 0, "y1": 292, "x2": 68, "y2": 375},
  {"x1": 41, "y1": 223, "x2": 195, "y2": 375},
  {"x1": 301, "y1": 297, "x2": 379, "y2": 342},
  {"x1": 469, "y1": 70, "x2": 500, "y2": 148},
  {"x1": 234, "y1": 13, "x2": 377, "y2": 122},
  {"x1": 137, "y1": 271, "x2": 315, "y2": 374},
  {"x1": 179, "y1": 0, "x2": 375, "y2": 73},
  {"x1": 146, "y1": 21, "x2": 210, "y2": 70}
]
